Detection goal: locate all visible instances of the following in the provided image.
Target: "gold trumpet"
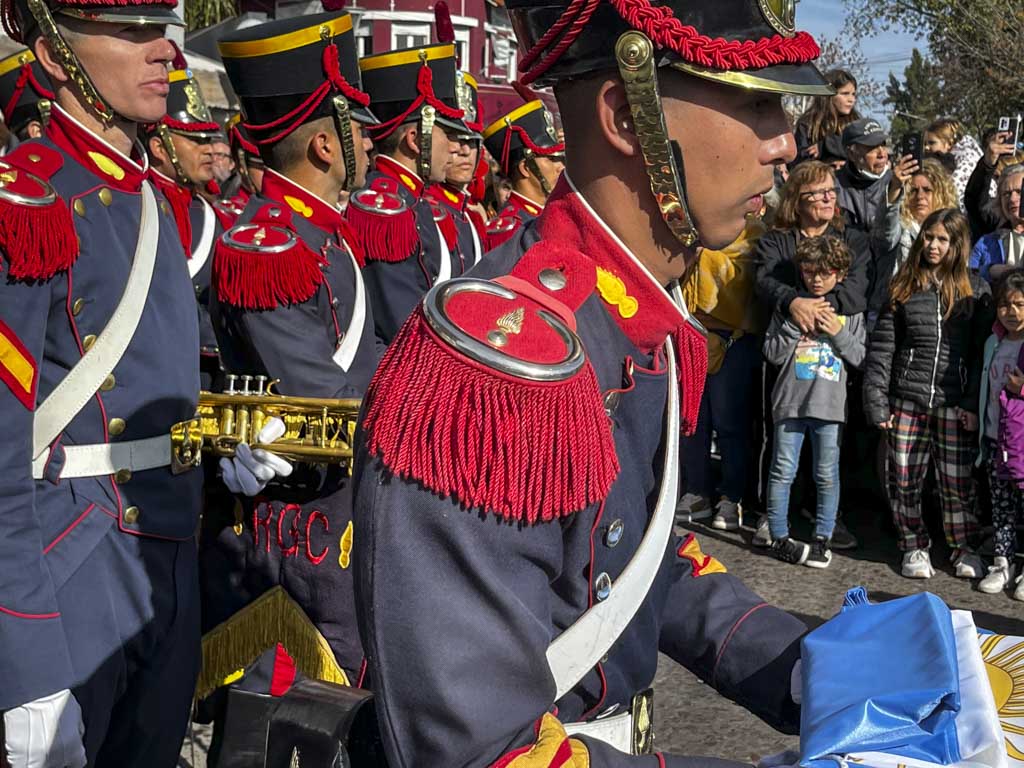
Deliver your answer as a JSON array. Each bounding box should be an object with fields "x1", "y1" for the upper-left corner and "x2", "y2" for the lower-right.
[{"x1": 170, "y1": 374, "x2": 361, "y2": 474}]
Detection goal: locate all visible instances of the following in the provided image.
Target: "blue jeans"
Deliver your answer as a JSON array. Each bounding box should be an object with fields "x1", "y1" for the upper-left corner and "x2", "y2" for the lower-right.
[
  {"x1": 682, "y1": 332, "x2": 760, "y2": 503},
  {"x1": 767, "y1": 417, "x2": 841, "y2": 540}
]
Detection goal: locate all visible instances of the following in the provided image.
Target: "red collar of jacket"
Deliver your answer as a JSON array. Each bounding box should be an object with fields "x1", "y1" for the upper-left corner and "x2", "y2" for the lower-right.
[
  {"x1": 46, "y1": 104, "x2": 148, "y2": 192},
  {"x1": 375, "y1": 155, "x2": 424, "y2": 198},
  {"x1": 261, "y1": 169, "x2": 344, "y2": 237}
]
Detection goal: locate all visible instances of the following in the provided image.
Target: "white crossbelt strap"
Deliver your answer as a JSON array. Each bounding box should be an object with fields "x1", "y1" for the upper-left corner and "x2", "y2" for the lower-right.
[
  {"x1": 331, "y1": 240, "x2": 368, "y2": 372},
  {"x1": 188, "y1": 197, "x2": 216, "y2": 279},
  {"x1": 546, "y1": 340, "x2": 680, "y2": 700},
  {"x1": 434, "y1": 221, "x2": 453, "y2": 284},
  {"x1": 32, "y1": 182, "x2": 161, "y2": 461},
  {"x1": 563, "y1": 712, "x2": 633, "y2": 754},
  {"x1": 468, "y1": 215, "x2": 483, "y2": 266},
  {"x1": 32, "y1": 435, "x2": 170, "y2": 479}
]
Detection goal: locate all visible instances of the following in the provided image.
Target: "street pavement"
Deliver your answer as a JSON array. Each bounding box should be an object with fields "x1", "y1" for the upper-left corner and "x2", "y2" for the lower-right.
[{"x1": 180, "y1": 508, "x2": 1024, "y2": 766}]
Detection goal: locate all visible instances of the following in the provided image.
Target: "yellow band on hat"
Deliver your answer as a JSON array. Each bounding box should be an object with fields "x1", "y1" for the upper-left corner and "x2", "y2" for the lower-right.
[
  {"x1": 167, "y1": 69, "x2": 191, "y2": 83},
  {"x1": 463, "y1": 72, "x2": 478, "y2": 90},
  {"x1": 0, "y1": 50, "x2": 35, "y2": 79},
  {"x1": 219, "y1": 14, "x2": 353, "y2": 59},
  {"x1": 359, "y1": 43, "x2": 455, "y2": 72},
  {"x1": 482, "y1": 100, "x2": 543, "y2": 140}
]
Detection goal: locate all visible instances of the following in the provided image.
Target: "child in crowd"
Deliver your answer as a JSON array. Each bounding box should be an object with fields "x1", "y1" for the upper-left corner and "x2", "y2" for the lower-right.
[
  {"x1": 863, "y1": 208, "x2": 991, "y2": 579},
  {"x1": 978, "y1": 270, "x2": 1024, "y2": 599},
  {"x1": 761, "y1": 236, "x2": 866, "y2": 567}
]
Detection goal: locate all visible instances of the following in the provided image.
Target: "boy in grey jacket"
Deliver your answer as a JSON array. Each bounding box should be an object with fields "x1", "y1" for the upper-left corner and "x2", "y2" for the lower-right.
[{"x1": 762, "y1": 236, "x2": 867, "y2": 568}]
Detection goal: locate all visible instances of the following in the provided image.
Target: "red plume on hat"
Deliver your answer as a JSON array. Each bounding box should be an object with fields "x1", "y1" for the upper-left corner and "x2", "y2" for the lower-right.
[{"x1": 434, "y1": 2, "x2": 455, "y2": 47}]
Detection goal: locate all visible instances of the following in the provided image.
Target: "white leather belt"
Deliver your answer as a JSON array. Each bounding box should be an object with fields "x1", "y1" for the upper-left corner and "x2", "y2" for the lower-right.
[
  {"x1": 32, "y1": 435, "x2": 171, "y2": 480},
  {"x1": 434, "y1": 220, "x2": 453, "y2": 283},
  {"x1": 188, "y1": 197, "x2": 216, "y2": 279},
  {"x1": 564, "y1": 712, "x2": 633, "y2": 754}
]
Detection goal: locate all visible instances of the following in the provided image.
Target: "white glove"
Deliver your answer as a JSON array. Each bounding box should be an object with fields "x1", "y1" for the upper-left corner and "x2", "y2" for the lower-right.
[
  {"x1": 4, "y1": 689, "x2": 86, "y2": 768},
  {"x1": 219, "y1": 417, "x2": 294, "y2": 496}
]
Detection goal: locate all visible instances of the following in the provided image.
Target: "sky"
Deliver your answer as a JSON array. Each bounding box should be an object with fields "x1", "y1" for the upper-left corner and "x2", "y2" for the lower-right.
[{"x1": 798, "y1": 0, "x2": 925, "y2": 119}]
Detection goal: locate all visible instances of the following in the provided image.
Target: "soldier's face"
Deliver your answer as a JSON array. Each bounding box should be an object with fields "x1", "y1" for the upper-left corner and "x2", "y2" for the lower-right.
[
  {"x1": 428, "y1": 124, "x2": 458, "y2": 182},
  {"x1": 52, "y1": 20, "x2": 176, "y2": 124},
  {"x1": 170, "y1": 133, "x2": 214, "y2": 185},
  {"x1": 348, "y1": 119, "x2": 373, "y2": 189},
  {"x1": 446, "y1": 138, "x2": 478, "y2": 186},
  {"x1": 659, "y1": 72, "x2": 795, "y2": 250}
]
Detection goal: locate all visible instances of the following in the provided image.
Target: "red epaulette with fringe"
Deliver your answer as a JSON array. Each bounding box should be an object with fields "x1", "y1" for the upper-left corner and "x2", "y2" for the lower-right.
[
  {"x1": 344, "y1": 177, "x2": 418, "y2": 263},
  {"x1": 485, "y1": 212, "x2": 522, "y2": 252},
  {"x1": 361, "y1": 242, "x2": 620, "y2": 524},
  {"x1": 214, "y1": 204, "x2": 327, "y2": 311},
  {"x1": 424, "y1": 193, "x2": 459, "y2": 253},
  {"x1": 0, "y1": 144, "x2": 77, "y2": 281}
]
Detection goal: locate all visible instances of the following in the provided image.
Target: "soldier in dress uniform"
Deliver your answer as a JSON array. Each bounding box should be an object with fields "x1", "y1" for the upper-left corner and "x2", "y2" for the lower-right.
[
  {"x1": 346, "y1": 42, "x2": 471, "y2": 343},
  {"x1": 426, "y1": 70, "x2": 488, "y2": 268},
  {"x1": 0, "y1": 0, "x2": 207, "y2": 765},
  {"x1": 0, "y1": 47, "x2": 52, "y2": 151},
  {"x1": 481, "y1": 98, "x2": 564, "y2": 250},
  {"x1": 351, "y1": 0, "x2": 830, "y2": 764},
  {"x1": 197, "y1": 11, "x2": 381, "y2": 761},
  {"x1": 211, "y1": 113, "x2": 264, "y2": 229},
  {"x1": 143, "y1": 61, "x2": 223, "y2": 390}
]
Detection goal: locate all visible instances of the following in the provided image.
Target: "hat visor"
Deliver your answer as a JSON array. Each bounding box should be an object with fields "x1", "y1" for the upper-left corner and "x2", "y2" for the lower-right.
[
  {"x1": 169, "y1": 127, "x2": 224, "y2": 141},
  {"x1": 351, "y1": 105, "x2": 379, "y2": 126},
  {"x1": 437, "y1": 114, "x2": 474, "y2": 136},
  {"x1": 848, "y1": 133, "x2": 888, "y2": 148},
  {"x1": 57, "y1": 6, "x2": 184, "y2": 26},
  {"x1": 668, "y1": 59, "x2": 833, "y2": 97}
]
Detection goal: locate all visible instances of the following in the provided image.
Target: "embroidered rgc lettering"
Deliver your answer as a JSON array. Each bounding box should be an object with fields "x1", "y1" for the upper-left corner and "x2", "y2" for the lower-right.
[{"x1": 252, "y1": 502, "x2": 331, "y2": 565}]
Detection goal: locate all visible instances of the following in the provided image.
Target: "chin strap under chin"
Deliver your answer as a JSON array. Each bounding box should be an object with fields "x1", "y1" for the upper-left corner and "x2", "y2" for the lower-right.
[
  {"x1": 525, "y1": 155, "x2": 552, "y2": 197},
  {"x1": 331, "y1": 94, "x2": 358, "y2": 193},
  {"x1": 615, "y1": 30, "x2": 700, "y2": 251},
  {"x1": 157, "y1": 124, "x2": 193, "y2": 186},
  {"x1": 27, "y1": 0, "x2": 116, "y2": 125}
]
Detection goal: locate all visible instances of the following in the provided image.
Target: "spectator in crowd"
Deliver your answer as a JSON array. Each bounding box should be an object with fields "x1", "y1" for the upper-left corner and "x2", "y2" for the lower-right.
[
  {"x1": 875, "y1": 158, "x2": 957, "y2": 283},
  {"x1": 863, "y1": 208, "x2": 991, "y2": 580},
  {"x1": 761, "y1": 236, "x2": 866, "y2": 568},
  {"x1": 977, "y1": 270, "x2": 1024, "y2": 599},
  {"x1": 837, "y1": 118, "x2": 894, "y2": 234},
  {"x1": 756, "y1": 161, "x2": 872, "y2": 549},
  {"x1": 924, "y1": 118, "x2": 983, "y2": 209},
  {"x1": 794, "y1": 69, "x2": 860, "y2": 167},
  {"x1": 970, "y1": 164, "x2": 1024, "y2": 282},
  {"x1": 965, "y1": 129, "x2": 1023, "y2": 241},
  {"x1": 678, "y1": 219, "x2": 768, "y2": 528}
]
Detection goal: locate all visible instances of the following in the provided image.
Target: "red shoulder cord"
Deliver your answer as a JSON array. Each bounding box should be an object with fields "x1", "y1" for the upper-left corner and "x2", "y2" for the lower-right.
[
  {"x1": 243, "y1": 42, "x2": 370, "y2": 146},
  {"x1": 367, "y1": 66, "x2": 466, "y2": 141},
  {"x1": 2, "y1": 63, "x2": 54, "y2": 125},
  {"x1": 517, "y1": 0, "x2": 820, "y2": 86}
]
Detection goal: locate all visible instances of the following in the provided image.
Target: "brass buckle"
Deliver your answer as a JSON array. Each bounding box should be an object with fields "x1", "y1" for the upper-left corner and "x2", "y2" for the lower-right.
[
  {"x1": 631, "y1": 687, "x2": 655, "y2": 755},
  {"x1": 615, "y1": 31, "x2": 699, "y2": 250}
]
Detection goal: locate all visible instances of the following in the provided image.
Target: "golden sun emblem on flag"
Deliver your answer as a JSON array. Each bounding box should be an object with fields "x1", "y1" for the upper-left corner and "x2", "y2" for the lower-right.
[{"x1": 980, "y1": 633, "x2": 1024, "y2": 762}]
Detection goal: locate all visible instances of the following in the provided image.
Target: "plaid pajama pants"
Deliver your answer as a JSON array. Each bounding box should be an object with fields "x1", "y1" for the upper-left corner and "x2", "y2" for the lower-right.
[{"x1": 886, "y1": 397, "x2": 979, "y2": 551}]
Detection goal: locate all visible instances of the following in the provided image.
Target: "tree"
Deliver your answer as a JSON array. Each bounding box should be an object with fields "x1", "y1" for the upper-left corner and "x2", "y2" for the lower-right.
[
  {"x1": 186, "y1": 0, "x2": 238, "y2": 31},
  {"x1": 842, "y1": 0, "x2": 1024, "y2": 138},
  {"x1": 883, "y1": 48, "x2": 943, "y2": 142}
]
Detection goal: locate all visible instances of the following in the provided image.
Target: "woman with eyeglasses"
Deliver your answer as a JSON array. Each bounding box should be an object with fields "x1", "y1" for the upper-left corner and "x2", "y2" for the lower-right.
[
  {"x1": 754, "y1": 160, "x2": 873, "y2": 551},
  {"x1": 969, "y1": 164, "x2": 1024, "y2": 282}
]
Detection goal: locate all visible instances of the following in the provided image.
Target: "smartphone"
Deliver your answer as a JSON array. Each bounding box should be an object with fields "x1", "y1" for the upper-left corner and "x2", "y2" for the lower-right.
[
  {"x1": 999, "y1": 115, "x2": 1022, "y2": 150},
  {"x1": 900, "y1": 132, "x2": 923, "y2": 164}
]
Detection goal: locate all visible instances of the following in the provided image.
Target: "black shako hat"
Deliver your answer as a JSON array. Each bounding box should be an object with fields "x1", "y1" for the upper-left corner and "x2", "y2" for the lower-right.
[
  {"x1": 160, "y1": 65, "x2": 221, "y2": 139},
  {"x1": 3, "y1": 0, "x2": 182, "y2": 45},
  {"x1": 358, "y1": 43, "x2": 470, "y2": 139},
  {"x1": 218, "y1": 11, "x2": 375, "y2": 149},
  {"x1": 507, "y1": 0, "x2": 831, "y2": 95},
  {"x1": 482, "y1": 100, "x2": 563, "y2": 176},
  {"x1": 0, "y1": 48, "x2": 52, "y2": 134}
]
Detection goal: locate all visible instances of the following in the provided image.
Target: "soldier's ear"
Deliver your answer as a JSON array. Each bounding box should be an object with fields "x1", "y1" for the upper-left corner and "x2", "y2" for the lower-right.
[
  {"x1": 148, "y1": 134, "x2": 168, "y2": 165},
  {"x1": 33, "y1": 35, "x2": 70, "y2": 85},
  {"x1": 596, "y1": 79, "x2": 639, "y2": 159},
  {"x1": 401, "y1": 125, "x2": 420, "y2": 157},
  {"x1": 308, "y1": 129, "x2": 334, "y2": 166}
]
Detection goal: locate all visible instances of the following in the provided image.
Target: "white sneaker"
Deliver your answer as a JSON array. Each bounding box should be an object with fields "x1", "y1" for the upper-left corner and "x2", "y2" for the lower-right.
[
  {"x1": 711, "y1": 498, "x2": 742, "y2": 531},
  {"x1": 952, "y1": 549, "x2": 984, "y2": 580},
  {"x1": 1014, "y1": 571, "x2": 1024, "y2": 602},
  {"x1": 752, "y1": 515, "x2": 772, "y2": 547},
  {"x1": 979, "y1": 557, "x2": 1014, "y2": 594},
  {"x1": 675, "y1": 493, "x2": 712, "y2": 523},
  {"x1": 901, "y1": 548, "x2": 935, "y2": 579}
]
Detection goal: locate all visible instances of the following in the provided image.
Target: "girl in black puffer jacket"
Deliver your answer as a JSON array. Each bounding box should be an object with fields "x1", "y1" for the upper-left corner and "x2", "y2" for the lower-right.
[{"x1": 863, "y1": 209, "x2": 993, "y2": 580}]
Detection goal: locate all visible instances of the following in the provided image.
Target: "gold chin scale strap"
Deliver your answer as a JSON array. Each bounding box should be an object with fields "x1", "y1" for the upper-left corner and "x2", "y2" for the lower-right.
[{"x1": 615, "y1": 31, "x2": 700, "y2": 251}]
